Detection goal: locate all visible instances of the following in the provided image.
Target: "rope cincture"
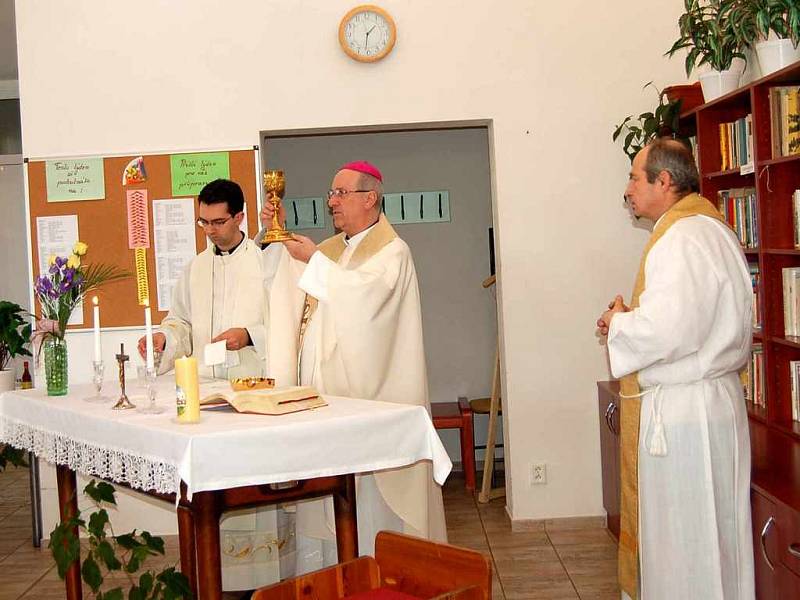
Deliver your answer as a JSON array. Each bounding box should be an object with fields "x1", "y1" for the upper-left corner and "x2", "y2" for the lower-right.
[{"x1": 620, "y1": 384, "x2": 668, "y2": 457}]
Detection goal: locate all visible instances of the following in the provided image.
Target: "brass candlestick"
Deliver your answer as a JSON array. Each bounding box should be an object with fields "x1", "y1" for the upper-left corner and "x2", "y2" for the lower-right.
[
  {"x1": 112, "y1": 343, "x2": 136, "y2": 410},
  {"x1": 262, "y1": 170, "x2": 293, "y2": 242}
]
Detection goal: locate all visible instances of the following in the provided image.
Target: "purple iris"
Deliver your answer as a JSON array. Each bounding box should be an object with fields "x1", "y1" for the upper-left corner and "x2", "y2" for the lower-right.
[{"x1": 35, "y1": 275, "x2": 52, "y2": 296}]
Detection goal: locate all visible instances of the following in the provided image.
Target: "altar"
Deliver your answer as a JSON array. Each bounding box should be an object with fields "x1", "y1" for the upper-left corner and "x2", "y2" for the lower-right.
[{"x1": 0, "y1": 378, "x2": 451, "y2": 599}]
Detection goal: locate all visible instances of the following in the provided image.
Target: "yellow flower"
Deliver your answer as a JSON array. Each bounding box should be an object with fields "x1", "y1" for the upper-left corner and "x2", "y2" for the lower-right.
[
  {"x1": 48, "y1": 255, "x2": 57, "y2": 266},
  {"x1": 72, "y1": 241, "x2": 88, "y2": 256},
  {"x1": 67, "y1": 254, "x2": 80, "y2": 269}
]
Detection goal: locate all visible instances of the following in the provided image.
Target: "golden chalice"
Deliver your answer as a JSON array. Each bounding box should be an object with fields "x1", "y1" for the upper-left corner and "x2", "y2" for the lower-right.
[{"x1": 262, "y1": 170, "x2": 293, "y2": 243}]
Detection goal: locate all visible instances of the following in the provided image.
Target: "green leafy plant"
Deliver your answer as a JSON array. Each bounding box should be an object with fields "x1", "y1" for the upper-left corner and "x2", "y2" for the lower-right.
[
  {"x1": 613, "y1": 83, "x2": 686, "y2": 162},
  {"x1": 49, "y1": 480, "x2": 193, "y2": 600},
  {"x1": 0, "y1": 300, "x2": 31, "y2": 371},
  {"x1": 666, "y1": 0, "x2": 747, "y2": 76},
  {"x1": 0, "y1": 444, "x2": 28, "y2": 470},
  {"x1": 728, "y1": 0, "x2": 800, "y2": 48}
]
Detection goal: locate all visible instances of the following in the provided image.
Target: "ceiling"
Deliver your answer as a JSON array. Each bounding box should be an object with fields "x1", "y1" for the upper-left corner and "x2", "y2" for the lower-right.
[{"x1": 0, "y1": 0, "x2": 18, "y2": 81}]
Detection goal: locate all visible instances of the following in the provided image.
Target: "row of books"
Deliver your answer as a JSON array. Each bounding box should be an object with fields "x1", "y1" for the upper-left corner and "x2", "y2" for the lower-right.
[
  {"x1": 719, "y1": 115, "x2": 753, "y2": 171},
  {"x1": 751, "y1": 262, "x2": 761, "y2": 330},
  {"x1": 783, "y1": 267, "x2": 800, "y2": 337},
  {"x1": 718, "y1": 188, "x2": 758, "y2": 248},
  {"x1": 770, "y1": 86, "x2": 800, "y2": 159},
  {"x1": 746, "y1": 344, "x2": 765, "y2": 407}
]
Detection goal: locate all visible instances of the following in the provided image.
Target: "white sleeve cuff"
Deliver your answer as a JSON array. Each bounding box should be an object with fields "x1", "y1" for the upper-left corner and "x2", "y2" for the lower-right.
[
  {"x1": 245, "y1": 325, "x2": 266, "y2": 360},
  {"x1": 298, "y1": 251, "x2": 334, "y2": 304}
]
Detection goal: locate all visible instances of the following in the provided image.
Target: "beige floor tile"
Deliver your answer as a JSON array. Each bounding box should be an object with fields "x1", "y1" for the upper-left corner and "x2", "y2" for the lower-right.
[
  {"x1": 501, "y1": 573, "x2": 579, "y2": 600},
  {"x1": 547, "y1": 529, "x2": 617, "y2": 547},
  {"x1": 553, "y1": 542, "x2": 617, "y2": 563}
]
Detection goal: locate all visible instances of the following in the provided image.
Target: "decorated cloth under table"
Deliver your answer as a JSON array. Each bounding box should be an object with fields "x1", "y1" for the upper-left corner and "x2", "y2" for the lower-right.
[{"x1": 0, "y1": 378, "x2": 453, "y2": 498}]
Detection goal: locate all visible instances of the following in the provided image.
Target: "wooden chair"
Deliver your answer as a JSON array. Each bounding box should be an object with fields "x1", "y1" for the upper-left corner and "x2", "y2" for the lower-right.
[
  {"x1": 252, "y1": 531, "x2": 492, "y2": 600},
  {"x1": 431, "y1": 398, "x2": 475, "y2": 490}
]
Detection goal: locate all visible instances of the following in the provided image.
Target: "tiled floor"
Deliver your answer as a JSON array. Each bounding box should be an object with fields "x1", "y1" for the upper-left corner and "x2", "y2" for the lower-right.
[{"x1": 0, "y1": 464, "x2": 619, "y2": 599}]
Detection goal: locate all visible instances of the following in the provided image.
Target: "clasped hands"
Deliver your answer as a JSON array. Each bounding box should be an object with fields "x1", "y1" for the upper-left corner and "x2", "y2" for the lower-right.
[
  {"x1": 260, "y1": 192, "x2": 318, "y2": 263},
  {"x1": 596, "y1": 294, "x2": 630, "y2": 337}
]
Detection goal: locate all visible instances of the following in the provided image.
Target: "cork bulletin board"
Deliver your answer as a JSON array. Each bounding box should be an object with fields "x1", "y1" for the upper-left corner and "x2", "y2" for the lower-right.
[{"x1": 27, "y1": 148, "x2": 259, "y2": 328}]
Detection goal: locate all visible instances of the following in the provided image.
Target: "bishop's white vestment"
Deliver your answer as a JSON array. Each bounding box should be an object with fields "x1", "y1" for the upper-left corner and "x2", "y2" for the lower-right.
[
  {"x1": 267, "y1": 215, "x2": 447, "y2": 572},
  {"x1": 157, "y1": 236, "x2": 284, "y2": 591},
  {"x1": 608, "y1": 215, "x2": 755, "y2": 600}
]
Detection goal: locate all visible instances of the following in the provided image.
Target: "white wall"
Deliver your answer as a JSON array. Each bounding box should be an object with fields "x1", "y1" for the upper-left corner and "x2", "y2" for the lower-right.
[{"x1": 15, "y1": 0, "x2": 690, "y2": 523}]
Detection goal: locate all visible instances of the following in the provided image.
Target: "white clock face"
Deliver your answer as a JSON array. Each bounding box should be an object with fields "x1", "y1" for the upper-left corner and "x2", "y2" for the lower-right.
[{"x1": 344, "y1": 10, "x2": 392, "y2": 59}]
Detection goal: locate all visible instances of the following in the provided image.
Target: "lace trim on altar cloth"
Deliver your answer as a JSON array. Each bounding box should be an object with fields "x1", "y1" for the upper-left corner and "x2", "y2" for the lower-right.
[{"x1": 0, "y1": 414, "x2": 180, "y2": 495}]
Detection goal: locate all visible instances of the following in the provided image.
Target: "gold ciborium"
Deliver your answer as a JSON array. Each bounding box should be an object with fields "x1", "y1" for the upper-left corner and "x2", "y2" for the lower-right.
[{"x1": 261, "y1": 170, "x2": 293, "y2": 243}]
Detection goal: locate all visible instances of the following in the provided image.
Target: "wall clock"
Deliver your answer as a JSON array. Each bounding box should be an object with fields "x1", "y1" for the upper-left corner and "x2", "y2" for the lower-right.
[{"x1": 339, "y1": 5, "x2": 396, "y2": 63}]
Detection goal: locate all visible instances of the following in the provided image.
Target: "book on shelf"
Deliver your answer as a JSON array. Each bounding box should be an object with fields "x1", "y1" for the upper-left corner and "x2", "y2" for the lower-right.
[
  {"x1": 794, "y1": 189, "x2": 800, "y2": 249},
  {"x1": 770, "y1": 86, "x2": 800, "y2": 159},
  {"x1": 717, "y1": 188, "x2": 758, "y2": 248},
  {"x1": 199, "y1": 382, "x2": 326, "y2": 415},
  {"x1": 718, "y1": 115, "x2": 753, "y2": 171},
  {"x1": 750, "y1": 262, "x2": 761, "y2": 330},
  {"x1": 782, "y1": 267, "x2": 800, "y2": 337},
  {"x1": 746, "y1": 344, "x2": 765, "y2": 407},
  {"x1": 791, "y1": 360, "x2": 800, "y2": 422}
]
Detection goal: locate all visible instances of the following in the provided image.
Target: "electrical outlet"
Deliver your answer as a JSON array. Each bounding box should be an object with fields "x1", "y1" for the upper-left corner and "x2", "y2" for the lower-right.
[{"x1": 531, "y1": 463, "x2": 547, "y2": 485}]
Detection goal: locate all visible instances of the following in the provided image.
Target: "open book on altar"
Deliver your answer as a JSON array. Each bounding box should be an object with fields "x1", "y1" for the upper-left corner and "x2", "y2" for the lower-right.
[{"x1": 199, "y1": 381, "x2": 327, "y2": 415}]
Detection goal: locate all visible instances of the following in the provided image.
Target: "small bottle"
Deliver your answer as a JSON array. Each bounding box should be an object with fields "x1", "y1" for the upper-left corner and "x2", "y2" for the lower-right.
[{"x1": 21, "y1": 361, "x2": 33, "y2": 389}]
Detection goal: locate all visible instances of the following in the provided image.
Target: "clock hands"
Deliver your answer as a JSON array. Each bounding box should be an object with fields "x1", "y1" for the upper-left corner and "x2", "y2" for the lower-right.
[{"x1": 365, "y1": 24, "x2": 376, "y2": 47}]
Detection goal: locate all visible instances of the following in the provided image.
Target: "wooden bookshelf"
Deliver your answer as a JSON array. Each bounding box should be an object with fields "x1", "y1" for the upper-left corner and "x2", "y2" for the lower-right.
[
  {"x1": 681, "y1": 60, "x2": 800, "y2": 434},
  {"x1": 678, "y1": 59, "x2": 800, "y2": 596}
]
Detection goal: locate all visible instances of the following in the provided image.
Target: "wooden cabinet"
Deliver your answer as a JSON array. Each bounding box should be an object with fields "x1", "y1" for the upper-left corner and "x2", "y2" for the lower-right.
[
  {"x1": 752, "y1": 490, "x2": 780, "y2": 600},
  {"x1": 598, "y1": 381, "x2": 620, "y2": 540}
]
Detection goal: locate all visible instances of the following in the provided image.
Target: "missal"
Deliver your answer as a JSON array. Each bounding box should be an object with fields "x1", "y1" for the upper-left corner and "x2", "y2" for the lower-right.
[{"x1": 199, "y1": 381, "x2": 326, "y2": 415}]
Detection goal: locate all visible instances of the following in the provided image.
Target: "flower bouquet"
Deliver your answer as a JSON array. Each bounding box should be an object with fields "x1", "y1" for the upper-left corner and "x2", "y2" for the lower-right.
[{"x1": 33, "y1": 242, "x2": 128, "y2": 395}]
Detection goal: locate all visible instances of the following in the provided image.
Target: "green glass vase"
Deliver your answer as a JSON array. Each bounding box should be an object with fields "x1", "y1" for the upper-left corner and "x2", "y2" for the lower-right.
[{"x1": 44, "y1": 337, "x2": 68, "y2": 396}]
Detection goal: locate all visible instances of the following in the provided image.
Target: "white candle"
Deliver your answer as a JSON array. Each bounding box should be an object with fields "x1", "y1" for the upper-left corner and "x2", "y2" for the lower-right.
[
  {"x1": 92, "y1": 296, "x2": 101, "y2": 363},
  {"x1": 144, "y1": 299, "x2": 154, "y2": 371}
]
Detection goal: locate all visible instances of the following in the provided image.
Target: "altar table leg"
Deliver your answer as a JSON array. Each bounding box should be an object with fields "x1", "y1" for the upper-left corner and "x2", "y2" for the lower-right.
[
  {"x1": 177, "y1": 505, "x2": 197, "y2": 598},
  {"x1": 333, "y1": 474, "x2": 358, "y2": 561},
  {"x1": 193, "y1": 491, "x2": 222, "y2": 600},
  {"x1": 56, "y1": 464, "x2": 82, "y2": 600}
]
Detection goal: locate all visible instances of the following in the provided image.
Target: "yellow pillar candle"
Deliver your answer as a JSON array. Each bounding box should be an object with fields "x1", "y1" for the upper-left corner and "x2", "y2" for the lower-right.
[{"x1": 174, "y1": 356, "x2": 200, "y2": 423}]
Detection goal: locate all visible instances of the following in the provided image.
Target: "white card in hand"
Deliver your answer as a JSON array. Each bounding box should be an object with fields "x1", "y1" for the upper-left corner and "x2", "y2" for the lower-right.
[{"x1": 204, "y1": 340, "x2": 227, "y2": 367}]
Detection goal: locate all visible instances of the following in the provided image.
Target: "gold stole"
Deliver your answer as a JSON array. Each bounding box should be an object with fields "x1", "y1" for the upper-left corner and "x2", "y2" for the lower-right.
[
  {"x1": 297, "y1": 214, "x2": 398, "y2": 347},
  {"x1": 617, "y1": 193, "x2": 727, "y2": 598}
]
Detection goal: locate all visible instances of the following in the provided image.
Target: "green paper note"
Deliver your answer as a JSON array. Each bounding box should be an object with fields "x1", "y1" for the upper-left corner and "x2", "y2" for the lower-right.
[
  {"x1": 45, "y1": 158, "x2": 105, "y2": 202},
  {"x1": 170, "y1": 152, "x2": 230, "y2": 196}
]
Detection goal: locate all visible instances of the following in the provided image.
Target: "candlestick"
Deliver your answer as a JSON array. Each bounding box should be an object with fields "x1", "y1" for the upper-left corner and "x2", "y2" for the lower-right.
[
  {"x1": 92, "y1": 296, "x2": 101, "y2": 363},
  {"x1": 112, "y1": 343, "x2": 135, "y2": 410},
  {"x1": 175, "y1": 356, "x2": 200, "y2": 423},
  {"x1": 144, "y1": 298, "x2": 154, "y2": 371}
]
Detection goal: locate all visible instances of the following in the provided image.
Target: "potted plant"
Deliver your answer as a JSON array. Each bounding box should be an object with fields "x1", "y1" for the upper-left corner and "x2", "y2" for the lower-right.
[
  {"x1": 728, "y1": 0, "x2": 800, "y2": 76},
  {"x1": 666, "y1": 0, "x2": 747, "y2": 101},
  {"x1": 613, "y1": 83, "x2": 689, "y2": 162},
  {"x1": 0, "y1": 301, "x2": 31, "y2": 392}
]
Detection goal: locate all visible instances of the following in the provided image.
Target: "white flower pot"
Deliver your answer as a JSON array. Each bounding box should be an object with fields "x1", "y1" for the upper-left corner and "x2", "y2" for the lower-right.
[
  {"x1": 699, "y1": 69, "x2": 742, "y2": 102},
  {"x1": 756, "y1": 39, "x2": 800, "y2": 77},
  {"x1": 0, "y1": 369, "x2": 15, "y2": 392}
]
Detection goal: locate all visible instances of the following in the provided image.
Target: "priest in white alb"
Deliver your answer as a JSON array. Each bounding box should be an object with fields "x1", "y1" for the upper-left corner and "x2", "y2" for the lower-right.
[
  {"x1": 597, "y1": 139, "x2": 754, "y2": 600},
  {"x1": 137, "y1": 178, "x2": 283, "y2": 592},
  {"x1": 263, "y1": 160, "x2": 447, "y2": 573}
]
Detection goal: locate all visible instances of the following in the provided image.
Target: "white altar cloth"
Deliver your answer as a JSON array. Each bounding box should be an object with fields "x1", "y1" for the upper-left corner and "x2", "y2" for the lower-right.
[{"x1": 0, "y1": 379, "x2": 451, "y2": 498}]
